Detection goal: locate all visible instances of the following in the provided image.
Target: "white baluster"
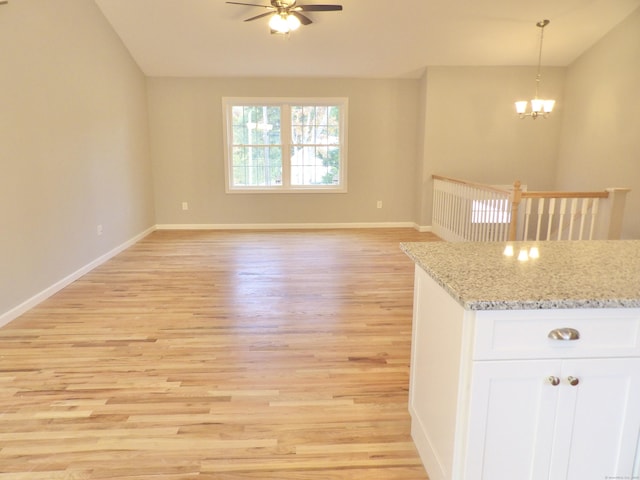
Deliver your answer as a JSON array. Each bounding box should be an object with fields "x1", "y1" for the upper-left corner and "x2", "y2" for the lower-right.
[
  {"x1": 536, "y1": 198, "x2": 545, "y2": 241},
  {"x1": 500, "y1": 197, "x2": 509, "y2": 241},
  {"x1": 482, "y1": 192, "x2": 491, "y2": 242},
  {"x1": 523, "y1": 198, "x2": 532, "y2": 240},
  {"x1": 454, "y1": 183, "x2": 463, "y2": 240},
  {"x1": 578, "y1": 198, "x2": 589, "y2": 240},
  {"x1": 496, "y1": 195, "x2": 503, "y2": 241},
  {"x1": 480, "y1": 190, "x2": 487, "y2": 241},
  {"x1": 469, "y1": 187, "x2": 483, "y2": 241},
  {"x1": 557, "y1": 198, "x2": 567, "y2": 240},
  {"x1": 462, "y1": 185, "x2": 471, "y2": 241},
  {"x1": 459, "y1": 184, "x2": 466, "y2": 241},
  {"x1": 441, "y1": 181, "x2": 447, "y2": 237},
  {"x1": 568, "y1": 198, "x2": 578, "y2": 240},
  {"x1": 589, "y1": 199, "x2": 599, "y2": 240},
  {"x1": 434, "y1": 183, "x2": 441, "y2": 237},
  {"x1": 444, "y1": 182, "x2": 450, "y2": 238},
  {"x1": 546, "y1": 198, "x2": 556, "y2": 241},
  {"x1": 471, "y1": 188, "x2": 479, "y2": 241},
  {"x1": 489, "y1": 195, "x2": 497, "y2": 241}
]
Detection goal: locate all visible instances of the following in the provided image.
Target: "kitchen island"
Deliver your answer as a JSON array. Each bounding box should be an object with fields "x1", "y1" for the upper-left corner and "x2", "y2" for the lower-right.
[{"x1": 401, "y1": 240, "x2": 640, "y2": 480}]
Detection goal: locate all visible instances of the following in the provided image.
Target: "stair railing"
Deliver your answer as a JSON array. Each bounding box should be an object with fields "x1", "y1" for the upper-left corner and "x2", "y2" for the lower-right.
[
  {"x1": 432, "y1": 175, "x2": 630, "y2": 242},
  {"x1": 432, "y1": 175, "x2": 512, "y2": 242},
  {"x1": 509, "y1": 181, "x2": 631, "y2": 241}
]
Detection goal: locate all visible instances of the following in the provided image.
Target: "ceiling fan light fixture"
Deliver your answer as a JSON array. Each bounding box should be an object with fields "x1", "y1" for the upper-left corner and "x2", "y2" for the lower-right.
[
  {"x1": 286, "y1": 13, "x2": 301, "y2": 30},
  {"x1": 227, "y1": 1, "x2": 342, "y2": 34},
  {"x1": 269, "y1": 13, "x2": 290, "y2": 33}
]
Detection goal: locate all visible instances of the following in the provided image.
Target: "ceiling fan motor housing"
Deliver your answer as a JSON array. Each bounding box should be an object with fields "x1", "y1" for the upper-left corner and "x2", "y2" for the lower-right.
[{"x1": 273, "y1": 0, "x2": 296, "y2": 7}]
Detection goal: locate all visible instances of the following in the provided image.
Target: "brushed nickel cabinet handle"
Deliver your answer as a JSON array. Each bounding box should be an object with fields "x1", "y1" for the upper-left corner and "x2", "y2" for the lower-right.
[
  {"x1": 567, "y1": 376, "x2": 580, "y2": 386},
  {"x1": 548, "y1": 327, "x2": 580, "y2": 341}
]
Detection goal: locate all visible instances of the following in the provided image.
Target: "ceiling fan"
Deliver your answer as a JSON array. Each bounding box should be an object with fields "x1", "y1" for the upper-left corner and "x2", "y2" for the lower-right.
[{"x1": 227, "y1": 0, "x2": 343, "y2": 34}]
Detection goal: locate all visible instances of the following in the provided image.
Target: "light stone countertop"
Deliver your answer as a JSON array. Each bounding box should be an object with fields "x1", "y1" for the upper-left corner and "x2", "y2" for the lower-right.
[{"x1": 400, "y1": 240, "x2": 640, "y2": 311}]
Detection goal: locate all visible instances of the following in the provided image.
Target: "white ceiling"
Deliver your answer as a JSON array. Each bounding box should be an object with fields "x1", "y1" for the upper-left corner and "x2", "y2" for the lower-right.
[{"x1": 94, "y1": 0, "x2": 640, "y2": 78}]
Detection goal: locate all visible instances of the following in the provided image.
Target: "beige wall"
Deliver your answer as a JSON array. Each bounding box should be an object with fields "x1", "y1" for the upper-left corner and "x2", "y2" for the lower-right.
[
  {"x1": 555, "y1": 7, "x2": 640, "y2": 239},
  {"x1": 0, "y1": 0, "x2": 155, "y2": 318},
  {"x1": 147, "y1": 77, "x2": 420, "y2": 226},
  {"x1": 417, "y1": 66, "x2": 566, "y2": 225}
]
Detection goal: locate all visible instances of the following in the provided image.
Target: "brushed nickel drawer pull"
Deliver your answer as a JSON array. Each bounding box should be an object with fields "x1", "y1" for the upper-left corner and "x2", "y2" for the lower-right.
[{"x1": 548, "y1": 327, "x2": 580, "y2": 341}]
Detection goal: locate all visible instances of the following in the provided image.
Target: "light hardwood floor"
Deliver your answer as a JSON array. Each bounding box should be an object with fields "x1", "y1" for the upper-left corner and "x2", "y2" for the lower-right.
[{"x1": 0, "y1": 228, "x2": 439, "y2": 479}]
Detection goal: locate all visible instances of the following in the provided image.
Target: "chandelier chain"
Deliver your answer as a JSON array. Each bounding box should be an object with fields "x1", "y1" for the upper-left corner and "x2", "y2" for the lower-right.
[{"x1": 534, "y1": 20, "x2": 549, "y2": 99}]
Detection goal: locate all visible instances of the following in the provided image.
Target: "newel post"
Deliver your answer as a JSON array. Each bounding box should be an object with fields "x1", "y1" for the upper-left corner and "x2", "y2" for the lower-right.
[
  {"x1": 603, "y1": 188, "x2": 631, "y2": 239},
  {"x1": 508, "y1": 180, "x2": 522, "y2": 241}
]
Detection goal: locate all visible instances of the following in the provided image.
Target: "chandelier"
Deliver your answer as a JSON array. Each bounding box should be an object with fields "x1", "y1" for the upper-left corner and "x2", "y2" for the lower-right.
[{"x1": 515, "y1": 19, "x2": 555, "y2": 119}]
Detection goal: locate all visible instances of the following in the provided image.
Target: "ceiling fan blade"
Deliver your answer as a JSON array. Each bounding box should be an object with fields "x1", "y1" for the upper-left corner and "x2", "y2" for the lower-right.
[
  {"x1": 290, "y1": 11, "x2": 312, "y2": 25},
  {"x1": 245, "y1": 11, "x2": 274, "y2": 22},
  {"x1": 226, "y1": 1, "x2": 273, "y2": 8},
  {"x1": 296, "y1": 4, "x2": 342, "y2": 12}
]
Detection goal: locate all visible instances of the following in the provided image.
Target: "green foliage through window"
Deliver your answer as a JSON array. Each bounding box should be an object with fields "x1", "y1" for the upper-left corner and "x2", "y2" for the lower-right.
[
  {"x1": 230, "y1": 106, "x2": 282, "y2": 187},
  {"x1": 224, "y1": 98, "x2": 347, "y2": 192}
]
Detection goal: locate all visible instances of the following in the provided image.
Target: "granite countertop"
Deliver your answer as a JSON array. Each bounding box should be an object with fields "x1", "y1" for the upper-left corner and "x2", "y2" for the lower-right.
[{"x1": 401, "y1": 240, "x2": 640, "y2": 311}]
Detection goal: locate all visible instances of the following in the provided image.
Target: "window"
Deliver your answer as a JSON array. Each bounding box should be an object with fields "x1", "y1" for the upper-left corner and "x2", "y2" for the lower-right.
[{"x1": 222, "y1": 97, "x2": 348, "y2": 193}]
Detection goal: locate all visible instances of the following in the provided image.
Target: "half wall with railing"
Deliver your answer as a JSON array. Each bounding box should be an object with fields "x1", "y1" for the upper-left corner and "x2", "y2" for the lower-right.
[{"x1": 432, "y1": 175, "x2": 630, "y2": 242}]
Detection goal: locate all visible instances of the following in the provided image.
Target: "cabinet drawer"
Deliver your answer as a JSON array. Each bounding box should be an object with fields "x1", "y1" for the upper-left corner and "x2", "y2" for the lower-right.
[{"x1": 472, "y1": 308, "x2": 640, "y2": 360}]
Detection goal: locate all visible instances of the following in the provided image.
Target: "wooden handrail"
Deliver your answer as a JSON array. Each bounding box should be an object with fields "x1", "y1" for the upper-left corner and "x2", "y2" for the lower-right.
[
  {"x1": 521, "y1": 191, "x2": 609, "y2": 199},
  {"x1": 432, "y1": 174, "x2": 511, "y2": 195}
]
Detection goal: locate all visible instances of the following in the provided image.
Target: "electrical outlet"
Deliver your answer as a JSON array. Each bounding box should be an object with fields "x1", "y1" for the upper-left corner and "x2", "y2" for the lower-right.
[
  {"x1": 182, "y1": 202, "x2": 189, "y2": 211},
  {"x1": 377, "y1": 200, "x2": 383, "y2": 209},
  {"x1": 97, "y1": 224, "x2": 103, "y2": 236}
]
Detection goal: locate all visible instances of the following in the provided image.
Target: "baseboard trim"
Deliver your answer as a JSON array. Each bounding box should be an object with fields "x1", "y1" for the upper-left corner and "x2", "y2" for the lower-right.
[
  {"x1": 156, "y1": 222, "x2": 431, "y2": 231},
  {"x1": 0, "y1": 226, "x2": 156, "y2": 328}
]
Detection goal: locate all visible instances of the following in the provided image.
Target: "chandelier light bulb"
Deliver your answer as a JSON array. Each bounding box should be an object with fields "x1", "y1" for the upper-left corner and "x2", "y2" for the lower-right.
[
  {"x1": 531, "y1": 99, "x2": 544, "y2": 113},
  {"x1": 543, "y1": 100, "x2": 555, "y2": 113}
]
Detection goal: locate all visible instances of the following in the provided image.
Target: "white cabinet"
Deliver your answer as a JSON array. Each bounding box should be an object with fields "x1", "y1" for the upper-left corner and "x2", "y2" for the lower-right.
[
  {"x1": 409, "y1": 266, "x2": 640, "y2": 480},
  {"x1": 465, "y1": 358, "x2": 640, "y2": 480},
  {"x1": 464, "y1": 360, "x2": 559, "y2": 480}
]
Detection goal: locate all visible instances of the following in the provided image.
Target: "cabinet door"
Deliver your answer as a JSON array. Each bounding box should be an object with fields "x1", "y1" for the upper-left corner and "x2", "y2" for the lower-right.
[
  {"x1": 464, "y1": 360, "x2": 561, "y2": 480},
  {"x1": 550, "y1": 358, "x2": 640, "y2": 480}
]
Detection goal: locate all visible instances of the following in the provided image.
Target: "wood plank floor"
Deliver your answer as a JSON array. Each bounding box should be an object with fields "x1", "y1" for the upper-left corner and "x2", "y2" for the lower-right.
[{"x1": 0, "y1": 228, "x2": 439, "y2": 479}]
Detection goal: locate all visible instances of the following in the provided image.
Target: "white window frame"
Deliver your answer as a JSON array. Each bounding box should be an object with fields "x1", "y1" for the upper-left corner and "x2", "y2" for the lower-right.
[{"x1": 222, "y1": 97, "x2": 348, "y2": 193}]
